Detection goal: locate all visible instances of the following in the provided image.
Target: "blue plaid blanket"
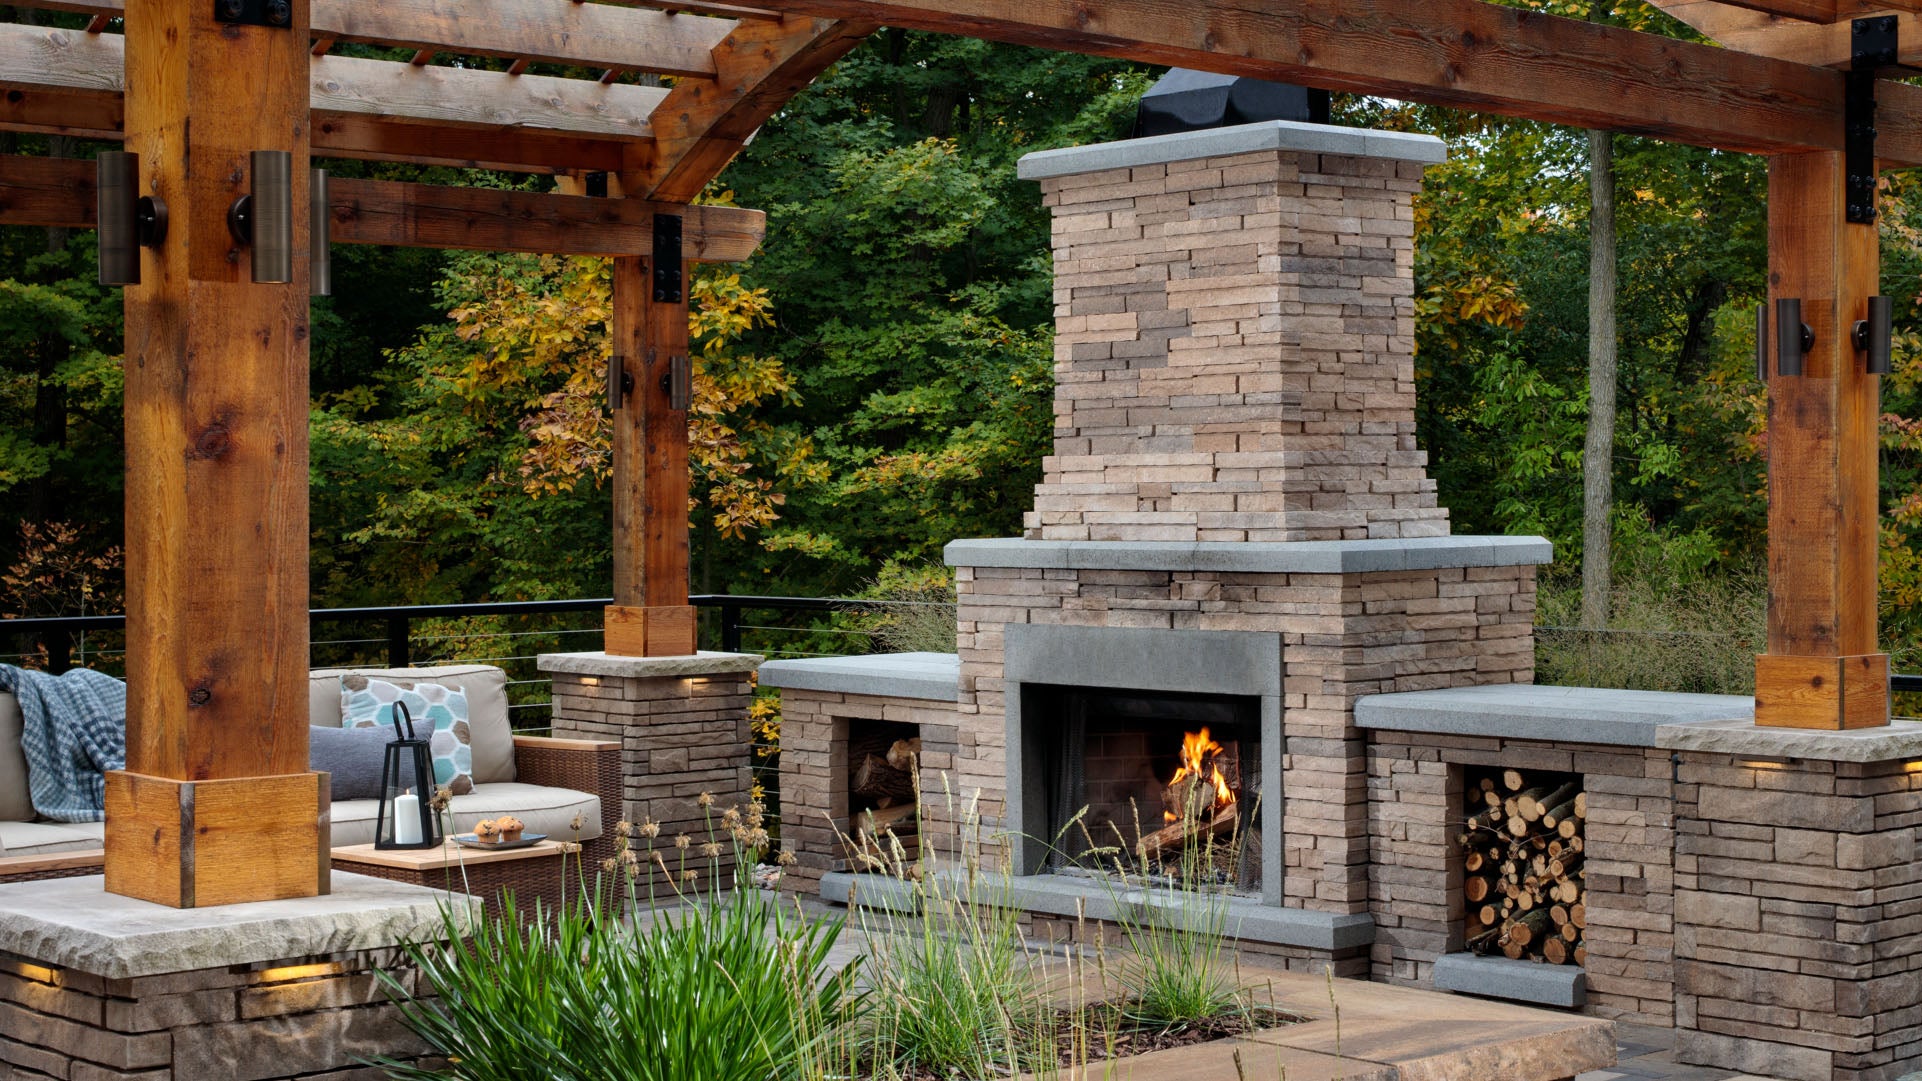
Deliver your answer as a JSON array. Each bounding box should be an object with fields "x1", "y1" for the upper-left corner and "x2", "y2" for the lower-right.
[{"x1": 0, "y1": 665, "x2": 125, "y2": 823}]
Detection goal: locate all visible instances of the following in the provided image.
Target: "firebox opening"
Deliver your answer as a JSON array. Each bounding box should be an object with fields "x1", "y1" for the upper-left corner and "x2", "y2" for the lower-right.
[{"x1": 1023, "y1": 683, "x2": 1262, "y2": 892}]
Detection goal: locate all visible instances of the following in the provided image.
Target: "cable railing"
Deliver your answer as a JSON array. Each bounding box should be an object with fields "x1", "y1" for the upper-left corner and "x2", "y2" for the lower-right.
[{"x1": 0, "y1": 594, "x2": 933, "y2": 730}]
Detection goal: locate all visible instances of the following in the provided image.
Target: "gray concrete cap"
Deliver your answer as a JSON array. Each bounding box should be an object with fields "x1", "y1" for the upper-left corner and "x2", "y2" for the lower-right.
[
  {"x1": 1016, "y1": 119, "x2": 1447, "y2": 179},
  {"x1": 537, "y1": 650, "x2": 763, "y2": 678},
  {"x1": 1432, "y1": 952, "x2": 1586, "y2": 1008},
  {"x1": 819, "y1": 870, "x2": 1372, "y2": 951},
  {"x1": 1357, "y1": 684, "x2": 1754, "y2": 748},
  {"x1": 758, "y1": 652, "x2": 960, "y2": 702},
  {"x1": 1656, "y1": 716, "x2": 1922, "y2": 763},
  {"x1": 0, "y1": 872, "x2": 479, "y2": 979},
  {"x1": 945, "y1": 536, "x2": 1552, "y2": 574}
]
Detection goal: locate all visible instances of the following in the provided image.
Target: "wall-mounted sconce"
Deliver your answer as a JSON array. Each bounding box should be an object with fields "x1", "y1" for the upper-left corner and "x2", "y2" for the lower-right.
[
  {"x1": 310, "y1": 167, "x2": 331, "y2": 297},
  {"x1": 227, "y1": 150, "x2": 293, "y2": 284},
  {"x1": 97, "y1": 151, "x2": 167, "y2": 287},
  {"x1": 607, "y1": 354, "x2": 632, "y2": 412},
  {"x1": 1776, "y1": 297, "x2": 1814, "y2": 377},
  {"x1": 665, "y1": 353, "x2": 692, "y2": 411},
  {"x1": 1854, "y1": 295, "x2": 1892, "y2": 374}
]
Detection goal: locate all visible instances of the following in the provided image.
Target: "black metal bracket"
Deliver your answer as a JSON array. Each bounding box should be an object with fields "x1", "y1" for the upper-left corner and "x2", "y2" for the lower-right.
[
  {"x1": 214, "y1": 0, "x2": 293, "y2": 28},
  {"x1": 584, "y1": 172, "x2": 609, "y2": 198},
  {"x1": 607, "y1": 354, "x2": 633, "y2": 412},
  {"x1": 1848, "y1": 16, "x2": 1897, "y2": 224},
  {"x1": 652, "y1": 214, "x2": 683, "y2": 304}
]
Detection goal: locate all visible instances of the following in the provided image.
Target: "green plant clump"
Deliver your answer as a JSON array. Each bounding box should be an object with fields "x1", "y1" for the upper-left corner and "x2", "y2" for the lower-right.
[{"x1": 374, "y1": 877, "x2": 858, "y2": 1081}]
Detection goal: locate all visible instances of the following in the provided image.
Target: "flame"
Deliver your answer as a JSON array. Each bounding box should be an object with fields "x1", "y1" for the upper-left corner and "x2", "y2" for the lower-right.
[{"x1": 1164, "y1": 727, "x2": 1234, "y2": 822}]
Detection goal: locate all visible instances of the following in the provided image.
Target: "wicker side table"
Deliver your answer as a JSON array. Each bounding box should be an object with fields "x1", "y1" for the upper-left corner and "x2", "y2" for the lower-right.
[{"x1": 332, "y1": 840, "x2": 582, "y2": 923}]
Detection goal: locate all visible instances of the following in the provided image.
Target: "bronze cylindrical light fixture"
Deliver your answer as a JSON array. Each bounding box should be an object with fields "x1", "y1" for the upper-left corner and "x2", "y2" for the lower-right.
[
  {"x1": 250, "y1": 150, "x2": 294, "y2": 284},
  {"x1": 310, "y1": 167, "x2": 331, "y2": 297},
  {"x1": 98, "y1": 152, "x2": 141, "y2": 286},
  {"x1": 1858, "y1": 295, "x2": 1893, "y2": 375}
]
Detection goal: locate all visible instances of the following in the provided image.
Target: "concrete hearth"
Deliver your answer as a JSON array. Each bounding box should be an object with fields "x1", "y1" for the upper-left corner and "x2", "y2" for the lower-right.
[{"x1": 0, "y1": 873, "x2": 476, "y2": 1079}]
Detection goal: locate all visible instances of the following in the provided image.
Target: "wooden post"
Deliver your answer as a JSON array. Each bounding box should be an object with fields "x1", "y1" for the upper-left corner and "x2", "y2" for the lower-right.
[
  {"x1": 104, "y1": 0, "x2": 329, "y2": 905},
  {"x1": 605, "y1": 252, "x2": 697, "y2": 656},
  {"x1": 1754, "y1": 151, "x2": 1890, "y2": 729}
]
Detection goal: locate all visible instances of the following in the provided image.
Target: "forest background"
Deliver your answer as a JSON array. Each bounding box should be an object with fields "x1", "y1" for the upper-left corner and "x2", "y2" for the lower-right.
[{"x1": 5, "y1": 5, "x2": 1922, "y2": 692}]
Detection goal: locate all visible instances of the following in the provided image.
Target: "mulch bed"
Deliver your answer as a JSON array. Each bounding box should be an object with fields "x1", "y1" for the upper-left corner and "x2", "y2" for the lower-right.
[{"x1": 1049, "y1": 1003, "x2": 1306, "y2": 1064}]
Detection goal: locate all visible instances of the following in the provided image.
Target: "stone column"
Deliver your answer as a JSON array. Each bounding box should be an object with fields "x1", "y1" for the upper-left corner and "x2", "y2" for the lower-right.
[
  {"x1": 0, "y1": 874, "x2": 468, "y2": 1079},
  {"x1": 539, "y1": 651, "x2": 761, "y2": 898},
  {"x1": 1661, "y1": 721, "x2": 1922, "y2": 1081}
]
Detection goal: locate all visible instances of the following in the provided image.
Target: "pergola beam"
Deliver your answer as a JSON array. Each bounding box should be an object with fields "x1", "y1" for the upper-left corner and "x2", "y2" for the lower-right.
[
  {"x1": 8, "y1": 0, "x2": 740, "y2": 77},
  {"x1": 626, "y1": 15, "x2": 875, "y2": 201},
  {"x1": 0, "y1": 22, "x2": 668, "y2": 143},
  {"x1": 757, "y1": 0, "x2": 1871, "y2": 159},
  {"x1": 1651, "y1": 0, "x2": 1922, "y2": 68},
  {"x1": 0, "y1": 156, "x2": 768, "y2": 260}
]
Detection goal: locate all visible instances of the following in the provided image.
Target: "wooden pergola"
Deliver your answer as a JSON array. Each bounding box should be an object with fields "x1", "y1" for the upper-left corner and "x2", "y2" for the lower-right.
[{"x1": 0, "y1": 0, "x2": 1904, "y2": 905}]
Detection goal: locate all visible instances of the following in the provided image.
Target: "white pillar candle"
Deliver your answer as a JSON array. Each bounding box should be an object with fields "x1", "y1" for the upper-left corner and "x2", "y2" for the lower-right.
[{"x1": 392, "y1": 791, "x2": 422, "y2": 845}]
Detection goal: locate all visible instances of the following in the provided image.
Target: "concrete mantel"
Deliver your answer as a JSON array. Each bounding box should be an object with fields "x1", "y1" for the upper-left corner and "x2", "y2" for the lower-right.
[
  {"x1": 945, "y1": 535, "x2": 1553, "y2": 574},
  {"x1": 536, "y1": 650, "x2": 763, "y2": 679},
  {"x1": 0, "y1": 872, "x2": 477, "y2": 979},
  {"x1": 758, "y1": 652, "x2": 959, "y2": 702},
  {"x1": 1015, "y1": 118, "x2": 1448, "y2": 180}
]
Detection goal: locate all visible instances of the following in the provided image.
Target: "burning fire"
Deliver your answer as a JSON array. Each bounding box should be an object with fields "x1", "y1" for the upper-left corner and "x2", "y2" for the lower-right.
[{"x1": 1164, "y1": 727, "x2": 1234, "y2": 822}]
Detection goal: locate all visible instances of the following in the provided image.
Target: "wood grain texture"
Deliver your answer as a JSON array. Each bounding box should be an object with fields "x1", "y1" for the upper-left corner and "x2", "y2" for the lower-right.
[
  {"x1": 602, "y1": 604, "x2": 698, "y2": 656},
  {"x1": 117, "y1": 0, "x2": 317, "y2": 831},
  {"x1": 607, "y1": 255, "x2": 693, "y2": 618},
  {"x1": 0, "y1": 158, "x2": 766, "y2": 259},
  {"x1": 312, "y1": 0, "x2": 735, "y2": 79},
  {"x1": 627, "y1": 16, "x2": 873, "y2": 201},
  {"x1": 312, "y1": 114, "x2": 629, "y2": 173},
  {"x1": 1754, "y1": 151, "x2": 1886, "y2": 728},
  {"x1": 0, "y1": 22, "x2": 666, "y2": 143},
  {"x1": 1648, "y1": 0, "x2": 1922, "y2": 67},
  {"x1": 754, "y1": 0, "x2": 1849, "y2": 159},
  {"x1": 1755, "y1": 653, "x2": 1889, "y2": 729},
  {"x1": 104, "y1": 772, "x2": 328, "y2": 908}
]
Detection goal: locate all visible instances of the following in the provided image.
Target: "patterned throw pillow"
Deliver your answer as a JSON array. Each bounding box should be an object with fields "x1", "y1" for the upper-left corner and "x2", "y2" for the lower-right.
[{"x1": 339, "y1": 675, "x2": 475, "y2": 796}]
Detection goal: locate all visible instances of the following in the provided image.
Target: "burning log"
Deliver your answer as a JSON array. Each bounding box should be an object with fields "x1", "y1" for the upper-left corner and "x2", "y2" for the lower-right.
[{"x1": 1136, "y1": 803, "x2": 1238, "y2": 859}]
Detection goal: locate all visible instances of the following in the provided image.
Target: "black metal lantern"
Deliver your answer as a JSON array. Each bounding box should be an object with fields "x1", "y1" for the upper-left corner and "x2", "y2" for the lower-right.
[{"x1": 374, "y1": 701, "x2": 440, "y2": 850}]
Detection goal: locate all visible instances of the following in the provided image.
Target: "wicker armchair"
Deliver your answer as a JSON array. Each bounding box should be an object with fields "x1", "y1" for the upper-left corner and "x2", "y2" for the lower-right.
[{"x1": 0, "y1": 735, "x2": 623, "y2": 889}]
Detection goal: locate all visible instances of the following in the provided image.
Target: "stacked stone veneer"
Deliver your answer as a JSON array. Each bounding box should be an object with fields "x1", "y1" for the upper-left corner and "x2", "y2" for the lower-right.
[
  {"x1": 1670, "y1": 751, "x2": 1922, "y2": 1081},
  {"x1": 0, "y1": 945, "x2": 432, "y2": 1080},
  {"x1": 947, "y1": 552, "x2": 1542, "y2": 920},
  {"x1": 543, "y1": 652, "x2": 758, "y2": 893},
  {"x1": 777, "y1": 687, "x2": 962, "y2": 896},
  {"x1": 1023, "y1": 124, "x2": 1447, "y2": 542},
  {"x1": 1366, "y1": 731, "x2": 1677, "y2": 1025}
]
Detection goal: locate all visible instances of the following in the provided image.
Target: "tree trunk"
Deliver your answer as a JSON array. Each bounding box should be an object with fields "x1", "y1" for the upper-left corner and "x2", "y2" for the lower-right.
[{"x1": 1581, "y1": 126, "x2": 1618, "y2": 631}]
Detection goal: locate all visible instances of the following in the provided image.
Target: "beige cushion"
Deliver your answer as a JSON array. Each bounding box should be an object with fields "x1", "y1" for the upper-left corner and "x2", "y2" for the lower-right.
[
  {"x1": 330, "y1": 782, "x2": 600, "y2": 847},
  {"x1": 309, "y1": 665, "x2": 516, "y2": 785},
  {"x1": 0, "y1": 819, "x2": 104, "y2": 857},
  {"x1": 0, "y1": 692, "x2": 31, "y2": 822}
]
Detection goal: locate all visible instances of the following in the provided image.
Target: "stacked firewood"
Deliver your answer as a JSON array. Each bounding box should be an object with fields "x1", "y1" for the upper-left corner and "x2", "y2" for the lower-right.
[
  {"x1": 1461, "y1": 768, "x2": 1586, "y2": 966},
  {"x1": 844, "y1": 735, "x2": 921, "y2": 864}
]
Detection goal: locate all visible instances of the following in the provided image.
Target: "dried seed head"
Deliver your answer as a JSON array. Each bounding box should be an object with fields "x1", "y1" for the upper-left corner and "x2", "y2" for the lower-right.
[
  {"x1": 674, "y1": 834, "x2": 691, "y2": 849},
  {"x1": 745, "y1": 828, "x2": 770, "y2": 849},
  {"x1": 616, "y1": 820, "x2": 634, "y2": 838},
  {"x1": 620, "y1": 849, "x2": 640, "y2": 867},
  {"x1": 722, "y1": 807, "x2": 743, "y2": 828},
  {"x1": 568, "y1": 812, "x2": 586, "y2": 834},
  {"x1": 695, "y1": 792, "x2": 716, "y2": 808},
  {"x1": 776, "y1": 849, "x2": 797, "y2": 867},
  {"x1": 601, "y1": 857, "x2": 618, "y2": 873},
  {"x1": 680, "y1": 869, "x2": 698, "y2": 884},
  {"x1": 429, "y1": 787, "x2": 453, "y2": 812},
  {"x1": 700, "y1": 842, "x2": 722, "y2": 858},
  {"x1": 639, "y1": 820, "x2": 661, "y2": 839}
]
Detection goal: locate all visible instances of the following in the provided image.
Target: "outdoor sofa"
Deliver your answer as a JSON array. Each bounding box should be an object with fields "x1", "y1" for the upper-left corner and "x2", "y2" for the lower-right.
[{"x1": 0, "y1": 664, "x2": 620, "y2": 884}]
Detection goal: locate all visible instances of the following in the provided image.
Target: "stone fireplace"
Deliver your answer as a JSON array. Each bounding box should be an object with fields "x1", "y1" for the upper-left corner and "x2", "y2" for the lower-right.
[{"x1": 767, "y1": 117, "x2": 1550, "y2": 970}]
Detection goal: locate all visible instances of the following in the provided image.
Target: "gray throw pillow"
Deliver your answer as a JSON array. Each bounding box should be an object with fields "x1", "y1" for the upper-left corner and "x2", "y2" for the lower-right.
[{"x1": 309, "y1": 723, "x2": 405, "y2": 802}]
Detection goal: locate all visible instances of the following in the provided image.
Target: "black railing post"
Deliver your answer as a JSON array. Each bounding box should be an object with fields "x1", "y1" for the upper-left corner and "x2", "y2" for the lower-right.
[
  {"x1": 721, "y1": 602, "x2": 742, "y2": 654},
  {"x1": 386, "y1": 615, "x2": 411, "y2": 669}
]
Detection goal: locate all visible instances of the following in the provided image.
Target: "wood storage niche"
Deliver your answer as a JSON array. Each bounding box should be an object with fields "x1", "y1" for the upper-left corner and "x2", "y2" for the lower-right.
[
  {"x1": 841, "y1": 719, "x2": 921, "y2": 870},
  {"x1": 1459, "y1": 765, "x2": 1586, "y2": 966}
]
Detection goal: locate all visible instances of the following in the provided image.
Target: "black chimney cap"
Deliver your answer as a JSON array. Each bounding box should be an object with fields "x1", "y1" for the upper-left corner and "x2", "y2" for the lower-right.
[{"x1": 1135, "y1": 69, "x2": 1331, "y2": 137}]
